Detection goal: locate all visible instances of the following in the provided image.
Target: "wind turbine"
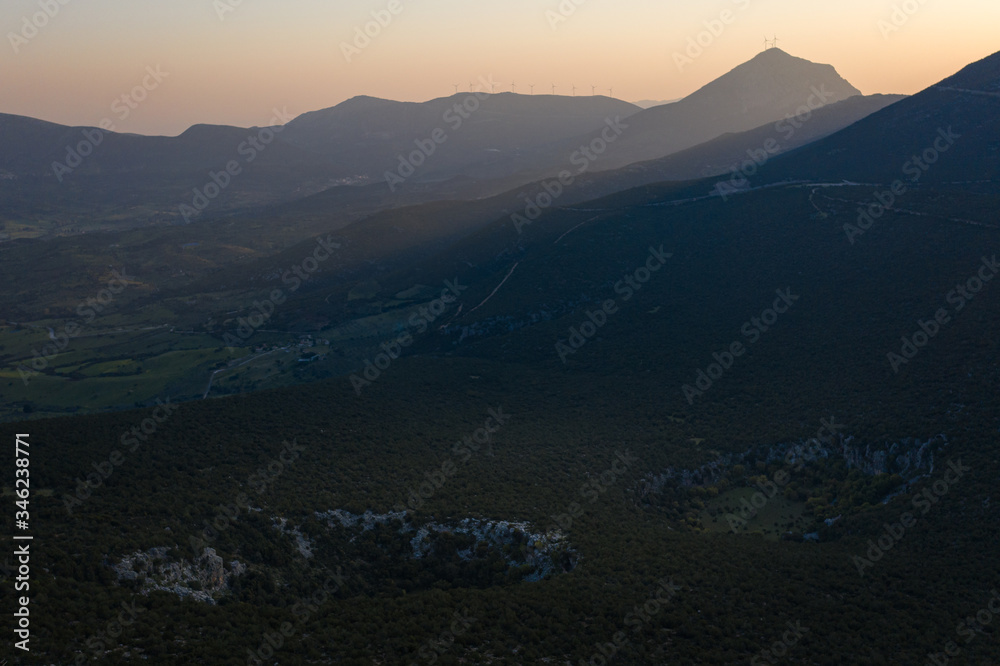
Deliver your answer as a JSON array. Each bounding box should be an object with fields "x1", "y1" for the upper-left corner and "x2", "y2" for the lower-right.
[
  {"x1": 772, "y1": 36, "x2": 779, "y2": 49},
  {"x1": 551, "y1": 83, "x2": 556, "y2": 95},
  {"x1": 608, "y1": 87, "x2": 613, "y2": 98},
  {"x1": 572, "y1": 85, "x2": 577, "y2": 96},
  {"x1": 469, "y1": 81, "x2": 475, "y2": 92},
  {"x1": 529, "y1": 84, "x2": 534, "y2": 95},
  {"x1": 591, "y1": 84, "x2": 597, "y2": 96},
  {"x1": 511, "y1": 81, "x2": 516, "y2": 93},
  {"x1": 453, "y1": 84, "x2": 459, "y2": 94}
]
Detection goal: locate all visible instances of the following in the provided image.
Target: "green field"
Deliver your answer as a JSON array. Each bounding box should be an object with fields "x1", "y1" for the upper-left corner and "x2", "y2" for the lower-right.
[{"x1": 699, "y1": 486, "x2": 811, "y2": 540}]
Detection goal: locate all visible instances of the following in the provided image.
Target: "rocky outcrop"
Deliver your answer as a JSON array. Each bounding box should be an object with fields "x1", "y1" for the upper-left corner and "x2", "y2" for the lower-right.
[
  {"x1": 272, "y1": 517, "x2": 315, "y2": 558},
  {"x1": 111, "y1": 547, "x2": 245, "y2": 604},
  {"x1": 838, "y1": 435, "x2": 946, "y2": 479},
  {"x1": 312, "y1": 510, "x2": 577, "y2": 581},
  {"x1": 638, "y1": 433, "x2": 947, "y2": 500}
]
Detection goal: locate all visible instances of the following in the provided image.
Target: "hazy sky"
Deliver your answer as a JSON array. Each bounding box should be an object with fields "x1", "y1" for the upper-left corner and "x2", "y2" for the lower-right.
[{"x1": 2, "y1": 0, "x2": 997, "y2": 135}]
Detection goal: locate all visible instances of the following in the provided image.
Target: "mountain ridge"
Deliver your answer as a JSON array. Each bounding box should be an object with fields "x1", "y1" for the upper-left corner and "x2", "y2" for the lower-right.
[{"x1": 514, "y1": 48, "x2": 867, "y2": 177}]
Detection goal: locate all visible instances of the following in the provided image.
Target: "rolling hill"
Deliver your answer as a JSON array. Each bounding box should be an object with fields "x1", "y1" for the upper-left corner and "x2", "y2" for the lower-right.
[
  {"x1": 279, "y1": 93, "x2": 643, "y2": 183},
  {"x1": 756, "y1": 50, "x2": 1000, "y2": 186}
]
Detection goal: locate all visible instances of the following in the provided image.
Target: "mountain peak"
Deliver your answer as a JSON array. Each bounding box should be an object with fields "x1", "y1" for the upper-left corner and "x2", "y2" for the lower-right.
[
  {"x1": 683, "y1": 49, "x2": 862, "y2": 107},
  {"x1": 571, "y1": 50, "x2": 863, "y2": 171},
  {"x1": 750, "y1": 47, "x2": 793, "y2": 59},
  {"x1": 745, "y1": 48, "x2": 825, "y2": 67}
]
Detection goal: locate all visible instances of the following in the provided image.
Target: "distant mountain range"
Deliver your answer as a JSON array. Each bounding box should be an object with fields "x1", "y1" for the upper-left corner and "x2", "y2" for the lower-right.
[
  {"x1": 0, "y1": 94, "x2": 641, "y2": 188},
  {"x1": 3, "y1": 40, "x2": 1000, "y2": 666},
  {"x1": 332, "y1": 49, "x2": 1000, "y2": 403},
  {"x1": 526, "y1": 48, "x2": 864, "y2": 175},
  {"x1": 1, "y1": 48, "x2": 891, "y2": 239},
  {"x1": 278, "y1": 93, "x2": 642, "y2": 183},
  {"x1": 497, "y1": 92, "x2": 905, "y2": 201},
  {"x1": 273, "y1": 45, "x2": 878, "y2": 186},
  {"x1": 242, "y1": 50, "x2": 999, "y2": 384},
  {"x1": 0, "y1": 48, "x2": 919, "y2": 349}
]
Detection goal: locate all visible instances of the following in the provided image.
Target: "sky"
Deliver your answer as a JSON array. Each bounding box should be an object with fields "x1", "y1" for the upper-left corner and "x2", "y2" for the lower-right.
[{"x1": 2, "y1": 0, "x2": 997, "y2": 136}]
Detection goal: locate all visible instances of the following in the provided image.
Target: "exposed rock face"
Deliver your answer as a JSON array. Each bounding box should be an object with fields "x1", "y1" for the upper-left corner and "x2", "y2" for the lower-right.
[
  {"x1": 115, "y1": 512, "x2": 573, "y2": 607},
  {"x1": 197, "y1": 548, "x2": 225, "y2": 590},
  {"x1": 111, "y1": 547, "x2": 245, "y2": 604},
  {"x1": 322, "y1": 508, "x2": 408, "y2": 531},
  {"x1": 839, "y1": 435, "x2": 946, "y2": 479},
  {"x1": 272, "y1": 517, "x2": 315, "y2": 558},
  {"x1": 637, "y1": 433, "x2": 948, "y2": 500},
  {"x1": 312, "y1": 510, "x2": 577, "y2": 581}
]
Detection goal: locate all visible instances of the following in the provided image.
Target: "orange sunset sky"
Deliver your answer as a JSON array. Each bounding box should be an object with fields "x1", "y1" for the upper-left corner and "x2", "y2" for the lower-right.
[{"x1": 2, "y1": 0, "x2": 997, "y2": 136}]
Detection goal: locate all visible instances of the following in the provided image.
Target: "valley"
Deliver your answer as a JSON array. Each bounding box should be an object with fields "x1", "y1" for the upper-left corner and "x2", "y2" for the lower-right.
[{"x1": 2, "y1": 36, "x2": 999, "y2": 665}]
